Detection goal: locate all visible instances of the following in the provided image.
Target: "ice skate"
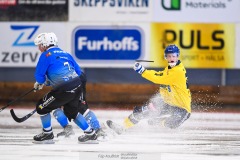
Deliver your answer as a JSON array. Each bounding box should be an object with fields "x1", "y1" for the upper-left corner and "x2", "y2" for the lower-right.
[
  {"x1": 106, "y1": 120, "x2": 125, "y2": 135},
  {"x1": 95, "y1": 128, "x2": 108, "y2": 141},
  {"x1": 57, "y1": 125, "x2": 75, "y2": 139},
  {"x1": 78, "y1": 129, "x2": 99, "y2": 144},
  {"x1": 33, "y1": 130, "x2": 54, "y2": 144}
]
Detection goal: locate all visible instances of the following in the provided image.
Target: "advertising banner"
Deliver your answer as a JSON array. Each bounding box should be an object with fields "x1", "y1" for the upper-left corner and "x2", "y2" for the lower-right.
[
  {"x1": 68, "y1": 23, "x2": 150, "y2": 68},
  {"x1": 0, "y1": 22, "x2": 67, "y2": 67},
  {"x1": 69, "y1": 0, "x2": 151, "y2": 22},
  {"x1": 0, "y1": 22, "x2": 149, "y2": 68},
  {"x1": 150, "y1": 23, "x2": 235, "y2": 68},
  {"x1": 0, "y1": 0, "x2": 68, "y2": 21},
  {"x1": 0, "y1": 0, "x2": 16, "y2": 5},
  {"x1": 153, "y1": 0, "x2": 240, "y2": 23}
]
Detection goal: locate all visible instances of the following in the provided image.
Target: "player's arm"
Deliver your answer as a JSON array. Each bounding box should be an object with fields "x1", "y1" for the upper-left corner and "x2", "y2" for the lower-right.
[
  {"x1": 69, "y1": 55, "x2": 81, "y2": 76},
  {"x1": 34, "y1": 53, "x2": 49, "y2": 84},
  {"x1": 134, "y1": 62, "x2": 179, "y2": 85},
  {"x1": 141, "y1": 69, "x2": 178, "y2": 85}
]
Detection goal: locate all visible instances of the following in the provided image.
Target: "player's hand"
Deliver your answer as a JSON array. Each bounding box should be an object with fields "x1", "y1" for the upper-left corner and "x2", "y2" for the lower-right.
[
  {"x1": 34, "y1": 82, "x2": 44, "y2": 92},
  {"x1": 133, "y1": 62, "x2": 145, "y2": 74}
]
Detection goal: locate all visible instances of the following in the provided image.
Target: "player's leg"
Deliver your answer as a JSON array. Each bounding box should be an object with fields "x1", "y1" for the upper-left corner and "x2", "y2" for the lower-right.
[
  {"x1": 53, "y1": 101, "x2": 104, "y2": 139},
  {"x1": 148, "y1": 104, "x2": 190, "y2": 128},
  {"x1": 52, "y1": 83, "x2": 90, "y2": 138},
  {"x1": 78, "y1": 76, "x2": 107, "y2": 140},
  {"x1": 63, "y1": 88, "x2": 98, "y2": 143},
  {"x1": 33, "y1": 112, "x2": 54, "y2": 143},
  {"x1": 33, "y1": 90, "x2": 77, "y2": 143},
  {"x1": 74, "y1": 113, "x2": 98, "y2": 143},
  {"x1": 106, "y1": 105, "x2": 151, "y2": 135},
  {"x1": 82, "y1": 108, "x2": 100, "y2": 130},
  {"x1": 107, "y1": 95, "x2": 164, "y2": 134},
  {"x1": 162, "y1": 107, "x2": 190, "y2": 129},
  {"x1": 78, "y1": 73, "x2": 101, "y2": 130},
  {"x1": 124, "y1": 94, "x2": 164, "y2": 128},
  {"x1": 53, "y1": 108, "x2": 75, "y2": 138}
]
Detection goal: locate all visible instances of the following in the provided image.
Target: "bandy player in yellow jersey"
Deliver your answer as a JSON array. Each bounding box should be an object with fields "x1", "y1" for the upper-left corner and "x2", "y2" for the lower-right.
[{"x1": 106, "y1": 44, "x2": 191, "y2": 134}]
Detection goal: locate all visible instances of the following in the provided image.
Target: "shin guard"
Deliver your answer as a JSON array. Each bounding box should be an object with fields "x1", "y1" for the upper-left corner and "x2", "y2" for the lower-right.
[
  {"x1": 123, "y1": 114, "x2": 139, "y2": 128},
  {"x1": 40, "y1": 113, "x2": 52, "y2": 132},
  {"x1": 74, "y1": 113, "x2": 90, "y2": 131},
  {"x1": 83, "y1": 109, "x2": 100, "y2": 130},
  {"x1": 53, "y1": 108, "x2": 68, "y2": 128}
]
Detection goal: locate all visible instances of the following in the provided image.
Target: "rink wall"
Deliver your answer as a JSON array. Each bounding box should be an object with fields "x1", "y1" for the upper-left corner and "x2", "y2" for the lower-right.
[
  {"x1": 0, "y1": 82, "x2": 240, "y2": 108},
  {"x1": 1, "y1": 1, "x2": 240, "y2": 111}
]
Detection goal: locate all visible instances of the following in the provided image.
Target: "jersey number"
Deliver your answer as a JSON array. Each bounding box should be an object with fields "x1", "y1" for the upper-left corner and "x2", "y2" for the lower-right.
[{"x1": 64, "y1": 62, "x2": 71, "y2": 71}]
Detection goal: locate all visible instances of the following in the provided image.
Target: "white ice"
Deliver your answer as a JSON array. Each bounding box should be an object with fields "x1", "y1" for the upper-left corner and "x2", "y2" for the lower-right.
[{"x1": 0, "y1": 108, "x2": 240, "y2": 160}]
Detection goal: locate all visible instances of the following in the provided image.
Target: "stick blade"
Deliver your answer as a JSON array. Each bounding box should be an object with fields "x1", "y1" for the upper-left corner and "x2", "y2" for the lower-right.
[
  {"x1": 10, "y1": 109, "x2": 23, "y2": 123},
  {"x1": 10, "y1": 109, "x2": 36, "y2": 123}
]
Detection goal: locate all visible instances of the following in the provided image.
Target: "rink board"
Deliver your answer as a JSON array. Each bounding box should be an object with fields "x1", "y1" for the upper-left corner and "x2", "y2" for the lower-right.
[{"x1": 0, "y1": 109, "x2": 240, "y2": 160}]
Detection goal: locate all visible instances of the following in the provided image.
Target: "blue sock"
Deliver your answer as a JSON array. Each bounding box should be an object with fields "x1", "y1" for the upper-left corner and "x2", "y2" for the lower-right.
[
  {"x1": 74, "y1": 113, "x2": 90, "y2": 131},
  {"x1": 84, "y1": 109, "x2": 100, "y2": 130},
  {"x1": 40, "y1": 113, "x2": 52, "y2": 132},
  {"x1": 53, "y1": 108, "x2": 68, "y2": 128}
]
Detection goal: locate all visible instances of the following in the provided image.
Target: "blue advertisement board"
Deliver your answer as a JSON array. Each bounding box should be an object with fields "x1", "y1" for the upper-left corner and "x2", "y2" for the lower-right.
[{"x1": 73, "y1": 26, "x2": 143, "y2": 60}]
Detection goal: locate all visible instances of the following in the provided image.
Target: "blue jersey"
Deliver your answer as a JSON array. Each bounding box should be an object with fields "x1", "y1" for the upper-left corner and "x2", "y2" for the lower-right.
[{"x1": 35, "y1": 46, "x2": 81, "y2": 88}]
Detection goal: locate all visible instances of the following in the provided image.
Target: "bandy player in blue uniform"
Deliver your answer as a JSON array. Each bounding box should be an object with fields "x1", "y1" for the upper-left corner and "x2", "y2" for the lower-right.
[{"x1": 33, "y1": 32, "x2": 105, "y2": 143}]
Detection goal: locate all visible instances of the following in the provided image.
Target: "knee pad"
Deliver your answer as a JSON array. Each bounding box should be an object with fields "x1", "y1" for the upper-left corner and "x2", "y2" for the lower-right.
[{"x1": 133, "y1": 106, "x2": 149, "y2": 120}]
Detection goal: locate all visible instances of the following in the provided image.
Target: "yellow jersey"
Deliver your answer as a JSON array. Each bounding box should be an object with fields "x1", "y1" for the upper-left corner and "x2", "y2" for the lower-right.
[{"x1": 141, "y1": 61, "x2": 191, "y2": 113}]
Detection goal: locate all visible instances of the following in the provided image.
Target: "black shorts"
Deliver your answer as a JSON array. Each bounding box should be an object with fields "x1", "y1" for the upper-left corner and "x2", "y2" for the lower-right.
[
  {"x1": 77, "y1": 72, "x2": 89, "y2": 115},
  {"x1": 36, "y1": 77, "x2": 82, "y2": 120}
]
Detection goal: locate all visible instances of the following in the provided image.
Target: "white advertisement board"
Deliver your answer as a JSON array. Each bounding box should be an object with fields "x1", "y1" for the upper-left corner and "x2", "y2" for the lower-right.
[
  {"x1": 69, "y1": 0, "x2": 152, "y2": 22},
  {"x1": 153, "y1": 0, "x2": 240, "y2": 23},
  {"x1": 0, "y1": 22, "x2": 67, "y2": 67}
]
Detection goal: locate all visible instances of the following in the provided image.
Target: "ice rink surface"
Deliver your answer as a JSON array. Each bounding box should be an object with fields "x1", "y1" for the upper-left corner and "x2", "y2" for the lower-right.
[{"x1": 0, "y1": 108, "x2": 240, "y2": 160}]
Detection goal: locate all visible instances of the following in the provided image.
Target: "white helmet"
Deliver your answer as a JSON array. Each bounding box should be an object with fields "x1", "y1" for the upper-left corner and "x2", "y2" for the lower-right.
[{"x1": 34, "y1": 32, "x2": 58, "y2": 47}]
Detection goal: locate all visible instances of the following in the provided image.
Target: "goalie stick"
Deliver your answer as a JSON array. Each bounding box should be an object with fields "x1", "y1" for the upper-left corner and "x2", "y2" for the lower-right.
[
  {"x1": 0, "y1": 88, "x2": 35, "y2": 112},
  {"x1": 10, "y1": 108, "x2": 36, "y2": 123}
]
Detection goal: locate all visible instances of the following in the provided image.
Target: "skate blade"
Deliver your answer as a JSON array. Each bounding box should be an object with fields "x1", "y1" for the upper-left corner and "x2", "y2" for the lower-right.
[
  {"x1": 57, "y1": 134, "x2": 75, "y2": 140},
  {"x1": 101, "y1": 121, "x2": 119, "y2": 137},
  {"x1": 78, "y1": 140, "x2": 99, "y2": 144},
  {"x1": 97, "y1": 135, "x2": 109, "y2": 142},
  {"x1": 32, "y1": 139, "x2": 55, "y2": 144}
]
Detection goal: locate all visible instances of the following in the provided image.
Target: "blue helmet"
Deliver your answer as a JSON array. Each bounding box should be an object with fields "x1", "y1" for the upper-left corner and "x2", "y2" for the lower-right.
[{"x1": 164, "y1": 44, "x2": 180, "y2": 57}]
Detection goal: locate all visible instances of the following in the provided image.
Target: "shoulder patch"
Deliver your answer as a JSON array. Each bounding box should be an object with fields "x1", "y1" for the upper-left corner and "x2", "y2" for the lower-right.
[{"x1": 46, "y1": 52, "x2": 51, "y2": 57}]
